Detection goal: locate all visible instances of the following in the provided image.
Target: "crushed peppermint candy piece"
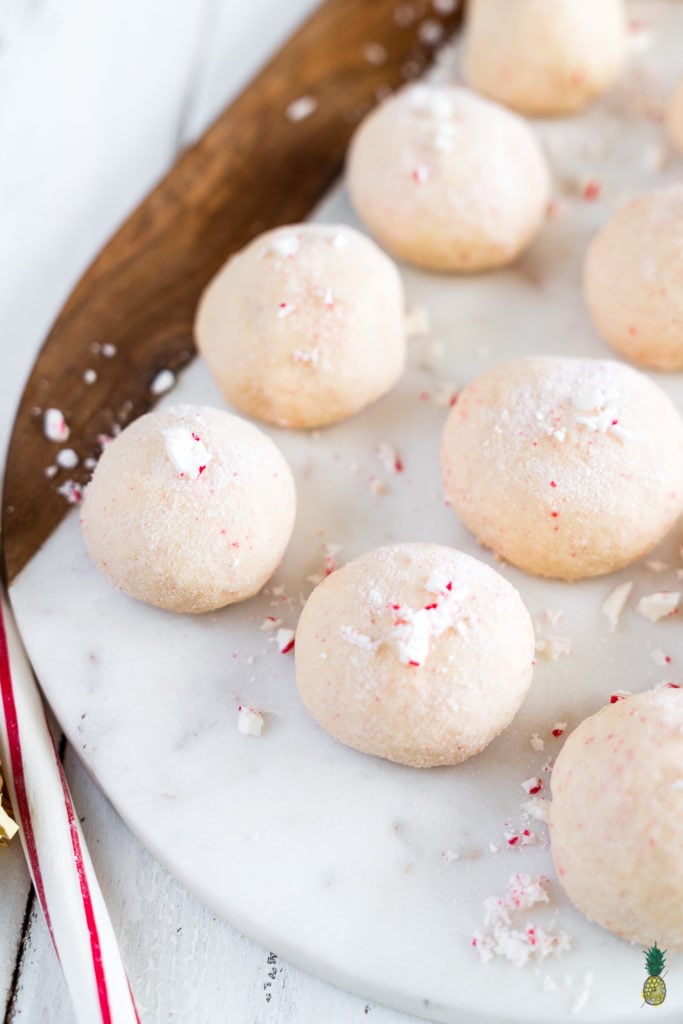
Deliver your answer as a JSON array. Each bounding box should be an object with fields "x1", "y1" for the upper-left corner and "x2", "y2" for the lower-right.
[
  {"x1": 522, "y1": 799, "x2": 551, "y2": 824},
  {"x1": 149, "y1": 368, "x2": 176, "y2": 396},
  {"x1": 341, "y1": 626, "x2": 380, "y2": 652},
  {"x1": 534, "y1": 633, "x2": 572, "y2": 662},
  {"x1": 260, "y1": 617, "x2": 282, "y2": 632},
  {"x1": 56, "y1": 448, "x2": 79, "y2": 470},
  {"x1": 285, "y1": 95, "x2": 318, "y2": 123},
  {"x1": 270, "y1": 234, "x2": 300, "y2": 257},
  {"x1": 44, "y1": 408, "x2": 70, "y2": 442},
  {"x1": 529, "y1": 733, "x2": 545, "y2": 752},
  {"x1": 441, "y1": 849, "x2": 459, "y2": 863},
  {"x1": 376, "y1": 441, "x2": 404, "y2": 474},
  {"x1": 276, "y1": 628, "x2": 296, "y2": 654},
  {"x1": 163, "y1": 426, "x2": 211, "y2": 479},
  {"x1": 651, "y1": 648, "x2": 672, "y2": 667},
  {"x1": 237, "y1": 705, "x2": 264, "y2": 737},
  {"x1": 83, "y1": 368, "x2": 97, "y2": 385},
  {"x1": 362, "y1": 42, "x2": 387, "y2": 66},
  {"x1": 101, "y1": 343, "x2": 117, "y2": 358},
  {"x1": 505, "y1": 827, "x2": 538, "y2": 848},
  {"x1": 404, "y1": 305, "x2": 431, "y2": 338},
  {"x1": 472, "y1": 873, "x2": 571, "y2": 967},
  {"x1": 521, "y1": 777, "x2": 543, "y2": 796},
  {"x1": 551, "y1": 722, "x2": 567, "y2": 737},
  {"x1": 637, "y1": 591, "x2": 680, "y2": 623},
  {"x1": 610, "y1": 690, "x2": 631, "y2": 704},
  {"x1": 391, "y1": 576, "x2": 469, "y2": 667},
  {"x1": 56, "y1": 479, "x2": 82, "y2": 504},
  {"x1": 276, "y1": 302, "x2": 296, "y2": 318},
  {"x1": 571, "y1": 389, "x2": 632, "y2": 441},
  {"x1": 44, "y1": 465, "x2": 58, "y2": 479},
  {"x1": 601, "y1": 581, "x2": 633, "y2": 630}
]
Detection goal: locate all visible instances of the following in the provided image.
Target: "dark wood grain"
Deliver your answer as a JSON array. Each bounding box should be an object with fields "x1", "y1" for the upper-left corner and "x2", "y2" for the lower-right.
[{"x1": 2, "y1": 0, "x2": 464, "y2": 585}]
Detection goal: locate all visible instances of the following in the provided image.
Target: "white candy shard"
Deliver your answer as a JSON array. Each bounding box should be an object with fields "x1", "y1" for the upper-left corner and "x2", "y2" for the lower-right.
[
  {"x1": 285, "y1": 95, "x2": 318, "y2": 122},
  {"x1": 276, "y1": 628, "x2": 296, "y2": 653},
  {"x1": 237, "y1": 705, "x2": 264, "y2": 737},
  {"x1": 150, "y1": 369, "x2": 176, "y2": 396},
  {"x1": 56, "y1": 448, "x2": 79, "y2": 470},
  {"x1": 529, "y1": 733, "x2": 545, "y2": 752},
  {"x1": 651, "y1": 648, "x2": 671, "y2": 667},
  {"x1": 163, "y1": 426, "x2": 211, "y2": 479},
  {"x1": 637, "y1": 591, "x2": 680, "y2": 623},
  {"x1": 601, "y1": 581, "x2": 633, "y2": 630},
  {"x1": 340, "y1": 627, "x2": 380, "y2": 652},
  {"x1": 270, "y1": 234, "x2": 300, "y2": 257},
  {"x1": 44, "y1": 408, "x2": 70, "y2": 442}
]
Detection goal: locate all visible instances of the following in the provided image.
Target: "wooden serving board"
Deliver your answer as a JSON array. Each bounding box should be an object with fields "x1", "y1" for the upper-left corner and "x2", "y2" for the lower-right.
[{"x1": 1, "y1": 0, "x2": 463, "y2": 585}]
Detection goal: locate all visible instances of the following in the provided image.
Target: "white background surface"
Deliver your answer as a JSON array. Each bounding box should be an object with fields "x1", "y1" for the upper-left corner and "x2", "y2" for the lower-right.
[{"x1": 0, "y1": 1, "x2": 430, "y2": 1020}]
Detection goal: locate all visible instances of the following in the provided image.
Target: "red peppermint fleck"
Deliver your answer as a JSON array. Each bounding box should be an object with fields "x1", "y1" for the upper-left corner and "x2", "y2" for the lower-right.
[
  {"x1": 550, "y1": 511, "x2": 559, "y2": 518},
  {"x1": 445, "y1": 581, "x2": 453, "y2": 591},
  {"x1": 507, "y1": 836, "x2": 519, "y2": 846},
  {"x1": 665, "y1": 682, "x2": 681, "y2": 689},
  {"x1": 424, "y1": 603, "x2": 438, "y2": 610},
  {"x1": 550, "y1": 481, "x2": 557, "y2": 488},
  {"x1": 582, "y1": 179, "x2": 601, "y2": 201},
  {"x1": 408, "y1": 660, "x2": 420, "y2": 667},
  {"x1": 281, "y1": 638, "x2": 295, "y2": 654},
  {"x1": 552, "y1": 727, "x2": 565, "y2": 738},
  {"x1": 610, "y1": 693, "x2": 626, "y2": 703}
]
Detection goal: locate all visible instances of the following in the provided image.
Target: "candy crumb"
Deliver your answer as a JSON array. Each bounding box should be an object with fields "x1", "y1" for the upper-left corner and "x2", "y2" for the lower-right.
[
  {"x1": 601, "y1": 581, "x2": 633, "y2": 630},
  {"x1": 285, "y1": 95, "x2": 318, "y2": 123},
  {"x1": 150, "y1": 369, "x2": 176, "y2": 396},
  {"x1": 44, "y1": 408, "x2": 70, "y2": 442},
  {"x1": 529, "y1": 733, "x2": 545, "y2": 752},
  {"x1": 637, "y1": 591, "x2": 680, "y2": 623},
  {"x1": 472, "y1": 873, "x2": 571, "y2": 967},
  {"x1": 260, "y1": 617, "x2": 282, "y2": 633},
  {"x1": 521, "y1": 799, "x2": 551, "y2": 824},
  {"x1": 651, "y1": 648, "x2": 672, "y2": 667},
  {"x1": 405, "y1": 305, "x2": 432, "y2": 338},
  {"x1": 277, "y1": 628, "x2": 296, "y2": 654},
  {"x1": 237, "y1": 705, "x2": 264, "y2": 737}
]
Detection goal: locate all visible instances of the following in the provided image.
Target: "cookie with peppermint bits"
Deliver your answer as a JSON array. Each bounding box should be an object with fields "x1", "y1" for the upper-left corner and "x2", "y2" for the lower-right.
[
  {"x1": 295, "y1": 542, "x2": 534, "y2": 768},
  {"x1": 80, "y1": 405, "x2": 296, "y2": 613},
  {"x1": 441, "y1": 356, "x2": 683, "y2": 580}
]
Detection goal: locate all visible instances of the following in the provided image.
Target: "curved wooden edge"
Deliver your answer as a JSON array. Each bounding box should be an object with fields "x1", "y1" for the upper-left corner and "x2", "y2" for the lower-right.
[{"x1": 2, "y1": 0, "x2": 464, "y2": 586}]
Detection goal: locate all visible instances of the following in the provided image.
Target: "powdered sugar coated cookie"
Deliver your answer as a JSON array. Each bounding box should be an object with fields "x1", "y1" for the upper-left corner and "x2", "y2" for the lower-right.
[
  {"x1": 550, "y1": 688, "x2": 683, "y2": 947},
  {"x1": 80, "y1": 405, "x2": 296, "y2": 613},
  {"x1": 441, "y1": 357, "x2": 683, "y2": 579},
  {"x1": 195, "y1": 224, "x2": 406, "y2": 428},
  {"x1": 346, "y1": 84, "x2": 550, "y2": 272},
  {"x1": 463, "y1": 0, "x2": 626, "y2": 116},
  {"x1": 295, "y1": 543, "x2": 534, "y2": 768},
  {"x1": 584, "y1": 188, "x2": 683, "y2": 370}
]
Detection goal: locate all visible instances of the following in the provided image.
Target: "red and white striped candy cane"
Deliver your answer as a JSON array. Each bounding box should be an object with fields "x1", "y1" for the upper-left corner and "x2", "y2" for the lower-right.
[{"x1": 0, "y1": 591, "x2": 139, "y2": 1024}]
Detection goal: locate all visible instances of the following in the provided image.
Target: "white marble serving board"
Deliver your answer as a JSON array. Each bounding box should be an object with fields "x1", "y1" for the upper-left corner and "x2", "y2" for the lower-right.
[{"x1": 9, "y1": 4, "x2": 683, "y2": 1021}]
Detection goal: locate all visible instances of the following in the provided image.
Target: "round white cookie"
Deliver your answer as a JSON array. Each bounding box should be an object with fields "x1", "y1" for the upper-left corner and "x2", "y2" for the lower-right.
[
  {"x1": 584, "y1": 188, "x2": 683, "y2": 370},
  {"x1": 463, "y1": 0, "x2": 626, "y2": 116},
  {"x1": 346, "y1": 84, "x2": 550, "y2": 272},
  {"x1": 295, "y1": 543, "x2": 534, "y2": 768},
  {"x1": 441, "y1": 356, "x2": 683, "y2": 579},
  {"x1": 195, "y1": 224, "x2": 406, "y2": 429},
  {"x1": 81, "y1": 405, "x2": 296, "y2": 613},
  {"x1": 551, "y1": 688, "x2": 683, "y2": 948}
]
